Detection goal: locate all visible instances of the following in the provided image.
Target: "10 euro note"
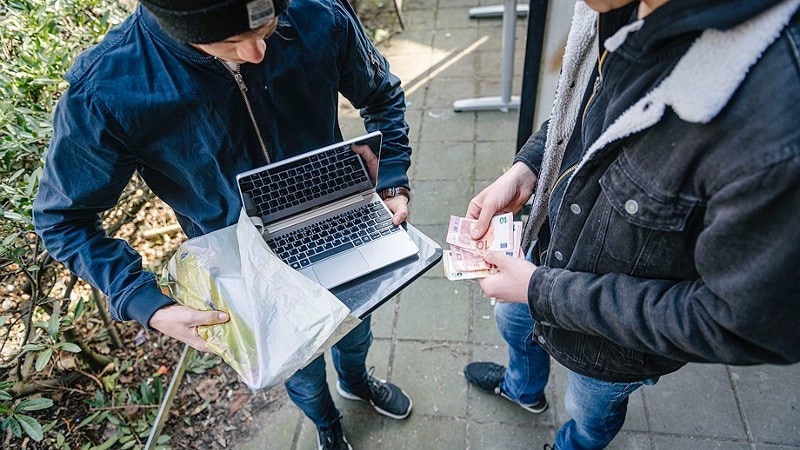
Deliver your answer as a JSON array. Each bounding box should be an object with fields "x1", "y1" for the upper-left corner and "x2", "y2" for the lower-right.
[
  {"x1": 443, "y1": 250, "x2": 495, "y2": 280},
  {"x1": 449, "y1": 245, "x2": 493, "y2": 272},
  {"x1": 446, "y1": 213, "x2": 514, "y2": 253}
]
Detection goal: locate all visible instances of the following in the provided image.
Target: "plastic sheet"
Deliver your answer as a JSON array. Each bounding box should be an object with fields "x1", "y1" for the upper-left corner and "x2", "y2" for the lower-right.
[{"x1": 160, "y1": 209, "x2": 360, "y2": 390}]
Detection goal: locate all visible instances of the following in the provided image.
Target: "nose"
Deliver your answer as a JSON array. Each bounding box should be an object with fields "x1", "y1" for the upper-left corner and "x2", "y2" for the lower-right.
[{"x1": 237, "y1": 39, "x2": 267, "y2": 64}]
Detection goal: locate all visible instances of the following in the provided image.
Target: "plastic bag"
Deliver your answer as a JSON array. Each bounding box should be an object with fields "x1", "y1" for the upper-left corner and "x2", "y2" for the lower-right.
[{"x1": 160, "y1": 209, "x2": 360, "y2": 391}]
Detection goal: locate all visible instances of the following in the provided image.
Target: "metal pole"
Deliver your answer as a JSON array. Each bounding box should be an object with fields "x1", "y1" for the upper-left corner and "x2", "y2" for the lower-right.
[
  {"x1": 145, "y1": 344, "x2": 195, "y2": 450},
  {"x1": 516, "y1": 0, "x2": 549, "y2": 151}
]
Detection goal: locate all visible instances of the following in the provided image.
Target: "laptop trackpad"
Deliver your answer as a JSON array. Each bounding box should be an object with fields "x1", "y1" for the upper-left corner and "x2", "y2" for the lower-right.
[{"x1": 313, "y1": 251, "x2": 370, "y2": 287}]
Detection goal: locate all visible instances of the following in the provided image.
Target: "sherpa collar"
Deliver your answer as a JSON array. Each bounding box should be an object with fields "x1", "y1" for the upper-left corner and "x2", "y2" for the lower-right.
[{"x1": 584, "y1": 0, "x2": 800, "y2": 158}]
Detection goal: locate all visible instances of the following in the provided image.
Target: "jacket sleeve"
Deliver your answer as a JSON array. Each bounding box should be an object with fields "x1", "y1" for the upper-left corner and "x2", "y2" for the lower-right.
[
  {"x1": 33, "y1": 84, "x2": 174, "y2": 327},
  {"x1": 513, "y1": 119, "x2": 549, "y2": 177},
  {"x1": 333, "y1": 0, "x2": 411, "y2": 192},
  {"x1": 528, "y1": 150, "x2": 800, "y2": 365}
]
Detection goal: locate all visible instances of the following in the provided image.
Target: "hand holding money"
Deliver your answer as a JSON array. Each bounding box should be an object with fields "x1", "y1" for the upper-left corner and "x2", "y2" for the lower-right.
[{"x1": 444, "y1": 213, "x2": 524, "y2": 280}]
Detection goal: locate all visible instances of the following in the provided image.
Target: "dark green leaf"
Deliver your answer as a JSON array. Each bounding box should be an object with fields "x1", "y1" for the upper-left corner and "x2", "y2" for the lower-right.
[
  {"x1": 16, "y1": 414, "x2": 43, "y2": 441},
  {"x1": 16, "y1": 397, "x2": 53, "y2": 412},
  {"x1": 34, "y1": 347, "x2": 53, "y2": 372}
]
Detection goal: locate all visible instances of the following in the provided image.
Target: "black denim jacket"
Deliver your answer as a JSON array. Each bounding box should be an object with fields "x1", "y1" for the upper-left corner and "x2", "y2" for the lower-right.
[{"x1": 516, "y1": 0, "x2": 800, "y2": 382}]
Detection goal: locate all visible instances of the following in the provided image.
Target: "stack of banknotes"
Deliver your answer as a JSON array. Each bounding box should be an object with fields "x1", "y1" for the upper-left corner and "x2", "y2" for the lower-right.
[{"x1": 443, "y1": 212, "x2": 523, "y2": 280}]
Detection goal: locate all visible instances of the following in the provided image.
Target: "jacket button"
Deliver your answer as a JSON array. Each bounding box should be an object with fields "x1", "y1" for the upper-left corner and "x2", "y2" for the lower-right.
[
  {"x1": 570, "y1": 203, "x2": 581, "y2": 215},
  {"x1": 554, "y1": 251, "x2": 564, "y2": 261},
  {"x1": 625, "y1": 199, "x2": 639, "y2": 215},
  {"x1": 537, "y1": 335, "x2": 546, "y2": 344}
]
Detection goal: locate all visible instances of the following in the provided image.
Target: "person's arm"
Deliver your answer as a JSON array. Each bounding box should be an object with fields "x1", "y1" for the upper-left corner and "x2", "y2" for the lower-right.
[
  {"x1": 333, "y1": 0, "x2": 410, "y2": 199},
  {"x1": 34, "y1": 86, "x2": 175, "y2": 326},
  {"x1": 33, "y1": 84, "x2": 227, "y2": 351},
  {"x1": 528, "y1": 156, "x2": 800, "y2": 365}
]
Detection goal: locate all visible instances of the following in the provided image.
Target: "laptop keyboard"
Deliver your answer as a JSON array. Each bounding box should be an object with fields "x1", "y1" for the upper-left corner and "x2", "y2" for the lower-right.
[
  {"x1": 239, "y1": 147, "x2": 369, "y2": 216},
  {"x1": 266, "y1": 201, "x2": 402, "y2": 269}
]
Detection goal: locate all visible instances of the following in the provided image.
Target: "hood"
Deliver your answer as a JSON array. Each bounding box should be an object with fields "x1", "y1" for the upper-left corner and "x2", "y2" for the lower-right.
[{"x1": 614, "y1": 0, "x2": 787, "y2": 58}]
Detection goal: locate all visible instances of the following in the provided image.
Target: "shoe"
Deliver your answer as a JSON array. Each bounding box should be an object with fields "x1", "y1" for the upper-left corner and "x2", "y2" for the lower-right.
[
  {"x1": 316, "y1": 416, "x2": 352, "y2": 450},
  {"x1": 336, "y1": 368, "x2": 412, "y2": 419},
  {"x1": 543, "y1": 444, "x2": 555, "y2": 450},
  {"x1": 464, "y1": 361, "x2": 549, "y2": 414}
]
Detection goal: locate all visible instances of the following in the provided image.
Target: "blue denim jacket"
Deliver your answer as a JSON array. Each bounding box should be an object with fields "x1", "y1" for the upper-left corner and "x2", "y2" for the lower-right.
[
  {"x1": 516, "y1": 0, "x2": 800, "y2": 382},
  {"x1": 33, "y1": 0, "x2": 411, "y2": 327}
]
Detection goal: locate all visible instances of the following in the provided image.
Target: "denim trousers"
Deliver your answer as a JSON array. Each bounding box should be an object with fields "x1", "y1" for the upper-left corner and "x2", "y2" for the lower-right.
[
  {"x1": 284, "y1": 315, "x2": 373, "y2": 429},
  {"x1": 495, "y1": 302, "x2": 658, "y2": 449}
]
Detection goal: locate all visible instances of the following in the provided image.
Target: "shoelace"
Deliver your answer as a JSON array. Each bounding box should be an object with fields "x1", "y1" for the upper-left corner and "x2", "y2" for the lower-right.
[
  {"x1": 366, "y1": 375, "x2": 392, "y2": 404},
  {"x1": 479, "y1": 364, "x2": 506, "y2": 395}
]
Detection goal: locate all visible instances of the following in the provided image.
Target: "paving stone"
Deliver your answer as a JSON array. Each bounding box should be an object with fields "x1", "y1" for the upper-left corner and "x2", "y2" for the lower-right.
[
  {"x1": 378, "y1": 416, "x2": 467, "y2": 450},
  {"x1": 436, "y1": 6, "x2": 479, "y2": 30},
  {"x1": 652, "y1": 435, "x2": 751, "y2": 450},
  {"x1": 420, "y1": 109, "x2": 479, "y2": 142},
  {"x1": 392, "y1": 340, "x2": 470, "y2": 417},
  {"x1": 644, "y1": 364, "x2": 747, "y2": 440},
  {"x1": 408, "y1": 180, "x2": 473, "y2": 225},
  {"x1": 236, "y1": 390, "x2": 301, "y2": 450},
  {"x1": 470, "y1": 290, "x2": 507, "y2": 347},
  {"x1": 396, "y1": 277, "x2": 470, "y2": 340},
  {"x1": 729, "y1": 364, "x2": 800, "y2": 446},
  {"x1": 431, "y1": 28, "x2": 481, "y2": 53},
  {"x1": 369, "y1": 297, "x2": 397, "y2": 339},
  {"x1": 469, "y1": 421, "x2": 554, "y2": 450},
  {"x1": 413, "y1": 140, "x2": 474, "y2": 181},
  {"x1": 475, "y1": 139, "x2": 516, "y2": 179},
  {"x1": 426, "y1": 76, "x2": 479, "y2": 109}
]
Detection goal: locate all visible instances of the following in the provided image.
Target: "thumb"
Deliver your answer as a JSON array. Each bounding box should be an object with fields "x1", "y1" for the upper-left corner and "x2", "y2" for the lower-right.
[
  {"x1": 472, "y1": 208, "x2": 495, "y2": 239},
  {"x1": 193, "y1": 310, "x2": 230, "y2": 326},
  {"x1": 481, "y1": 250, "x2": 512, "y2": 269}
]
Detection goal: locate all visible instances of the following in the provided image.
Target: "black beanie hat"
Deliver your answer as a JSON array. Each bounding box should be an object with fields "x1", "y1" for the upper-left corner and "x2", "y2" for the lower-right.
[{"x1": 141, "y1": 0, "x2": 291, "y2": 44}]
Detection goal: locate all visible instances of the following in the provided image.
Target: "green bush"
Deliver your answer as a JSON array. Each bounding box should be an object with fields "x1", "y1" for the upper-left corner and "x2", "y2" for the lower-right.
[
  {"x1": 1, "y1": 0, "x2": 135, "y2": 445},
  {"x1": 0, "y1": 0, "x2": 132, "y2": 253}
]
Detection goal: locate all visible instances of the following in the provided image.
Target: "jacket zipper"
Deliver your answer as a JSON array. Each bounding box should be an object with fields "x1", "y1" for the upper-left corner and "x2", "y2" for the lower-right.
[{"x1": 221, "y1": 61, "x2": 271, "y2": 164}]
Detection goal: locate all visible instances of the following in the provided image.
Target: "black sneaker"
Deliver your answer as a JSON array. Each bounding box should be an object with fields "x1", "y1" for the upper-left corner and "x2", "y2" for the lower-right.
[
  {"x1": 336, "y1": 368, "x2": 412, "y2": 419},
  {"x1": 316, "y1": 416, "x2": 352, "y2": 450},
  {"x1": 464, "y1": 361, "x2": 549, "y2": 414}
]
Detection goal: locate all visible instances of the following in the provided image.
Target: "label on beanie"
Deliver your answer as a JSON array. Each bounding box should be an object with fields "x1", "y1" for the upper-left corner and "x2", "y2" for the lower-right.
[{"x1": 247, "y1": 0, "x2": 275, "y2": 29}]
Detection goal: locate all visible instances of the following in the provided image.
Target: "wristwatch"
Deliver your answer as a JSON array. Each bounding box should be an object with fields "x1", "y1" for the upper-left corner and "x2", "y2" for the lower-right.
[{"x1": 379, "y1": 186, "x2": 411, "y2": 203}]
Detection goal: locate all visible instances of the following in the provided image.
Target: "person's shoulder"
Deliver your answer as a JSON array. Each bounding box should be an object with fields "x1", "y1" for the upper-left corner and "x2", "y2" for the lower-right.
[{"x1": 67, "y1": 12, "x2": 140, "y2": 84}]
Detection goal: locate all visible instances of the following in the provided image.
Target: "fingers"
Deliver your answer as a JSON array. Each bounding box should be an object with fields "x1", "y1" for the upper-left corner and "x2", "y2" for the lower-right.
[
  {"x1": 195, "y1": 310, "x2": 230, "y2": 326},
  {"x1": 476, "y1": 252, "x2": 536, "y2": 304},
  {"x1": 383, "y1": 196, "x2": 409, "y2": 225},
  {"x1": 351, "y1": 144, "x2": 379, "y2": 184},
  {"x1": 149, "y1": 304, "x2": 230, "y2": 353}
]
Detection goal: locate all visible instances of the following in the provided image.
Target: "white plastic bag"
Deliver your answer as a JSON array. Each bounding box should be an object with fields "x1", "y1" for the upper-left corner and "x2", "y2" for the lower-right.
[{"x1": 160, "y1": 209, "x2": 360, "y2": 390}]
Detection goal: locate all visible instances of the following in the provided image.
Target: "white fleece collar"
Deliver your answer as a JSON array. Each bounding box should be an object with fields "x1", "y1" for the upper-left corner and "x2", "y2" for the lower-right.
[{"x1": 585, "y1": 0, "x2": 800, "y2": 159}]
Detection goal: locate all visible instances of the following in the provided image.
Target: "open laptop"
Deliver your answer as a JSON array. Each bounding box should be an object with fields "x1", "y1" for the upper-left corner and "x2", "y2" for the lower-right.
[{"x1": 236, "y1": 131, "x2": 419, "y2": 289}]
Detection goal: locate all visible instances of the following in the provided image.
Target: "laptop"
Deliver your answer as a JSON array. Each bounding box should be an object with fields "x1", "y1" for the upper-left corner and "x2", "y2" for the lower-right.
[{"x1": 235, "y1": 131, "x2": 419, "y2": 289}]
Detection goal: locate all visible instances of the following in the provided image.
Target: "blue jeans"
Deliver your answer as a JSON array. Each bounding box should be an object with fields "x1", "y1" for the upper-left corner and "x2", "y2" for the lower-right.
[
  {"x1": 495, "y1": 302, "x2": 551, "y2": 404},
  {"x1": 284, "y1": 316, "x2": 372, "y2": 428},
  {"x1": 556, "y1": 371, "x2": 658, "y2": 449},
  {"x1": 495, "y1": 302, "x2": 658, "y2": 449}
]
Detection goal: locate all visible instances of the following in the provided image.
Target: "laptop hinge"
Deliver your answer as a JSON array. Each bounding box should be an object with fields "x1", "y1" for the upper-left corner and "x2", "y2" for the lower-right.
[{"x1": 264, "y1": 191, "x2": 375, "y2": 234}]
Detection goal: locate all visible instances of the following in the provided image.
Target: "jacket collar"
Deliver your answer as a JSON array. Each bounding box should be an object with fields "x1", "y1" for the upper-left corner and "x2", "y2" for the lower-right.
[
  {"x1": 586, "y1": 0, "x2": 800, "y2": 158},
  {"x1": 138, "y1": 4, "x2": 222, "y2": 66}
]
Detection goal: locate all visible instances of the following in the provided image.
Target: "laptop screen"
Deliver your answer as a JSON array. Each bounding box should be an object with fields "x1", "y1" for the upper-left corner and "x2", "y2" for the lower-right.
[{"x1": 236, "y1": 132, "x2": 381, "y2": 225}]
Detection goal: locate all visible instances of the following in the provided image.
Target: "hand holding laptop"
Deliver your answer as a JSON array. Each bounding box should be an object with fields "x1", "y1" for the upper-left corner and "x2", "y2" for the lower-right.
[{"x1": 351, "y1": 143, "x2": 409, "y2": 225}]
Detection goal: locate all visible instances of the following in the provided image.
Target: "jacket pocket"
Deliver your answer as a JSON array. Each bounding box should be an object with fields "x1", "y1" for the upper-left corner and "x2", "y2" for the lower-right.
[{"x1": 596, "y1": 155, "x2": 701, "y2": 277}]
